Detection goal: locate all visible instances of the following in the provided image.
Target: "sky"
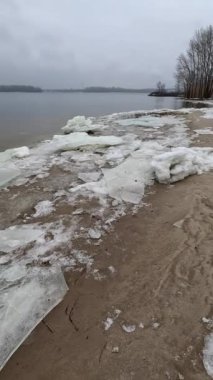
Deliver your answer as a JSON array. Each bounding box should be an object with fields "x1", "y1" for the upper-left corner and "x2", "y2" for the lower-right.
[{"x1": 0, "y1": 0, "x2": 213, "y2": 89}]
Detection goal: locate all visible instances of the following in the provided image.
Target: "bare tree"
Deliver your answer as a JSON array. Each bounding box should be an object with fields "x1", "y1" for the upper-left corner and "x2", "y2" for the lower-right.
[
  {"x1": 176, "y1": 25, "x2": 213, "y2": 99},
  {"x1": 156, "y1": 81, "x2": 166, "y2": 94}
]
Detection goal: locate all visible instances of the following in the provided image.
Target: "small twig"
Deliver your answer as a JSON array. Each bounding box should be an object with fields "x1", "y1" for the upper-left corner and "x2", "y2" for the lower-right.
[{"x1": 99, "y1": 342, "x2": 107, "y2": 364}]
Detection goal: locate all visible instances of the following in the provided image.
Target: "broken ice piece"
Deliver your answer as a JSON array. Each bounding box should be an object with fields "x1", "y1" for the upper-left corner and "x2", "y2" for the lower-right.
[
  {"x1": 108, "y1": 266, "x2": 116, "y2": 274},
  {"x1": 122, "y1": 324, "x2": 136, "y2": 333},
  {"x1": 103, "y1": 317, "x2": 114, "y2": 331},
  {"x1": 88, "y1": 228, "x2": 101, "y2": 239},
  {"x1": 153, "y1": 322, "x2": 160, "y2": 329},
  {"x1": 112, "y1": 346, "x2": 119, "y2": 353},
  {"x1": 72, "y1": 208, "x2": 84, "y2": 215},
  {"x1": 139, "y1": 322, "x2": 144, "y2": 329},
  {"x1": 173, "y1": 219, "x2": 184, "y2": 229}
]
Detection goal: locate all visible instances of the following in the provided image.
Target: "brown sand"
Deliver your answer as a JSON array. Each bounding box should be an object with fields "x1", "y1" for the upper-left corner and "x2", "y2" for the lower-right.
[{"x1": 1, "y1": 111, "x2": 213, "y2": 379}]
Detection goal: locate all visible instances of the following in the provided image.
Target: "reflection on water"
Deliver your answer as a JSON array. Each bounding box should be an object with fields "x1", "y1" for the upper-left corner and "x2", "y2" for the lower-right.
[{"x1": 0, "y1": 92, "x2": 184, "y2": 150}]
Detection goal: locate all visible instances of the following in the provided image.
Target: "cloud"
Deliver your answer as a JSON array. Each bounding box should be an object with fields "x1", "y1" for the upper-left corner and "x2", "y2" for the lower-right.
[{"x1": 0, "y1": 0, "x2": 212, "y2": 88}]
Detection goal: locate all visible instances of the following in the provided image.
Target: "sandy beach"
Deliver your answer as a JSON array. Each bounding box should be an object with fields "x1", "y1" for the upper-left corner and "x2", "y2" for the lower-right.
[{"x1": 1, "y1": 108, "x2": 213, "y2": 379}]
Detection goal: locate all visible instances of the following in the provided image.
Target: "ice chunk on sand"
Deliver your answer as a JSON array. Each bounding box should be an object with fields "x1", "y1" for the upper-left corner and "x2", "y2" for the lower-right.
[
  {"x1": 152, "y1": 147, "x2": 213, "y2": 184},
  {"x1": 104, "y1": 317, "x2": 114, "y2": 331},
  {"x1": 0, "y1": 146, "x2": 30, "y2": 187},
  {"x1": 0, "y1": 146, "x2": 30, "y2": 163},
  {"x1": 0, "y1": 265, "x2": 67, "y2": 370},
  {"x1": 0, "y1": 225, "x2": 44, "y2": 253},
  {"x1": 122, "y1": 324, "x2": 136, "y2": 333},
  {"x1": 195, "y1": 128, "x2": 213, "y2": 135},
  {"x1": 62, "y1": 116, "x2": 101, "y2": 134},
  {"x1": 116, "y1": 115, "x2": 185, "y2": 129},
  {"x1": 88, "y1": 228, "x2": 102, "y2": 239},
  {"x1": 76, "y1": 145, "x2": 159, "y2": 204},
  {"x1": 78, "y1": 171, "x2": 101, "y2": 182},
  {"x1": 0, "y1": 163, "x2": 21, "y2": 188},
  {"x1": 202, "y1": 108, "x2": 213, "y2": 119},
  {"x1": 53, "y1": 132, "x2": 123, "y2": 151},
  {"x1": 10, "y1": 146, "x2": 30, "y2": 158},
  {"x1": 203, "y1": 333, "x2": 213, "y2": 378},
  {"x1": 33, "y1": 200, "x2": 55, "y2": 218}
]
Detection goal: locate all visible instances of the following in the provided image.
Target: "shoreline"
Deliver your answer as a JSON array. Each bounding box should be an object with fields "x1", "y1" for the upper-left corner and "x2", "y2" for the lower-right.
[{"x1": 1, "y1": 108, "x2": 213, "y2": 378}]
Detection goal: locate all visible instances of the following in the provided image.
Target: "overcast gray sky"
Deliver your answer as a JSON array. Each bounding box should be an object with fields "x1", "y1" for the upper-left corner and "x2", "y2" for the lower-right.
[{"x1": 0, "y1": 0, "x2": 213, "y2": 89}]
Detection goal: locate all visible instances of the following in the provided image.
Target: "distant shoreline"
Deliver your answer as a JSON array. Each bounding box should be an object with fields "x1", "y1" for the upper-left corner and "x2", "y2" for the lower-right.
[{"x1": 0, "y1": 85, "x2": 154, "y2": 94}]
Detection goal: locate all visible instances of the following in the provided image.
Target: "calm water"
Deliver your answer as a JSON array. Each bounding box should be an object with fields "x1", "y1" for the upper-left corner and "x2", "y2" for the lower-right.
[{"x1": 0, "y1": 92, "x2": 183, "y2": 150}]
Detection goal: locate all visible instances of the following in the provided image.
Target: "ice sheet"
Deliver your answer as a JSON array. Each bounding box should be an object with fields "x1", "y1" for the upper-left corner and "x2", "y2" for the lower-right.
[
  {"x1": 116, "y1": 115, "x2": 185, "y2": 128},
  {"x1": 52, "y1": 132, "x2": 123, "y2": 151},
  {"x1": 203, "y1": 333, "x2": 213, "y2": 378},
  {"x1": 0, "y1": 225, "x2": 44, "y2": 253},
  {"x1": 0, "y1": 147, "x2": 30, "y2": 187},
  {"x1": 0, "y1": 265, "x2": 67, "y2": 369}
]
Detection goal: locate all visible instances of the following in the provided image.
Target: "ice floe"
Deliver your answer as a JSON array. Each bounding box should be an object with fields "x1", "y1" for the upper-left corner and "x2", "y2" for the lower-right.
[
  {"x1": 203, "y1": 333, "x2": 213, "y2": 378},
  {"x1": 62, "y1": 115, "x2": 101, "y2": 134}
]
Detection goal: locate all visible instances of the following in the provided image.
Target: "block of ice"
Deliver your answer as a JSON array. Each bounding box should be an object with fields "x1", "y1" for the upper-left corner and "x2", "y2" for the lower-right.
[
  {"x1": 0, "y1": 225, "x2": 44, "y2": 253},
  {"x1": 152, "y1": 147, "x2": 213, "y2": 184},
  {"x1": 53, "y1": 132, "x2": 123, "y2": 151},
  {"x1": 62, "y1": 116, "x2": 101, "y2": 134},
  {"x1": 33, "y1": 200, "x2": 55, "y2": 218},
  {"x1": 203, "y1": 333, "x2": 213, "y2": 378},
  {"x1": 0, "y1": 265, "x2": 68, "y2": 369}
]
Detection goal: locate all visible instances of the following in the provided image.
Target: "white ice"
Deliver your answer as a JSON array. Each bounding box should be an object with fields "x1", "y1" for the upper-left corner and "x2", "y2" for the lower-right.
[
  {"x1": 202, "y1": 108, "x2": 213, "y2": 119},
  {"x1": 195, "y1": 128, "x2": 213, "y2": 135},
  {"x1": 0, "y1": 265, "x2": 67, "y2": 369},
  {"x1": 0, "y1": 146, "x2": 30, "y2": 187},
  {"x1": 33, "y1": 200, "x2": 55, "y2": 218},
  {"x1": 152, "y1": 147, "x2": 213, "y2": 184},
  {"x1": 0, "y1": 225, "x2": 43, "y2": 253},
  {"x1": 52, "y1": 132, "x2": 123, "y2": 151},
  {"x1": 122, "y1": 324, "x2": 136, "y2": 333},
  {"x1": 116, "y1": 115, "x2": 185, "y2": 129},
  {"x1": 62, "y1": 116, "x2": 101, "y2": 134},
  {"x1": 203, "y1": 333, "x2": 213, "y2": 378}
]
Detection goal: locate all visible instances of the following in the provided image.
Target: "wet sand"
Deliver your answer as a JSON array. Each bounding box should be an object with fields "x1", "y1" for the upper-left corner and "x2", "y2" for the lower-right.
[{"x1": 1, "y1": 111, "x2": 213, "y2": 379}]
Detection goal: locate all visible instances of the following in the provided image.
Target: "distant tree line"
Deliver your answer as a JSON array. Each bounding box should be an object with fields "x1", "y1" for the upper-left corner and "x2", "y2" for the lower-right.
[
  {"x1": 176, "y1": 25, "x2": 213, "y2": 99},
  {"x1": 0, "y1": 85, "x2": 42, "y2": 92},
  {"x1": 48, "y1": 87, "x2": 154, "y2": 93}
]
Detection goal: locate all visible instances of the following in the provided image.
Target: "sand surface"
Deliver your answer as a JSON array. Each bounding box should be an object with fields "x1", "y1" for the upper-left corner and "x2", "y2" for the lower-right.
[{"x1": 1, "y1": 110, "x2": 213, "y2": 379}]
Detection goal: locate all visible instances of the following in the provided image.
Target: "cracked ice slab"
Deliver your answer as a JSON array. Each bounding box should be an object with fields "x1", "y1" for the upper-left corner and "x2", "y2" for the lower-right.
[
  {"x1": 62, "y1": 115, "x2": 101, "y2": 134},
  {"x1": 0, "y1": 265, "x2": 68, "y2": 369},
  {"x1": 0, "y1": 225, "x2": 44, "y2": 253}
]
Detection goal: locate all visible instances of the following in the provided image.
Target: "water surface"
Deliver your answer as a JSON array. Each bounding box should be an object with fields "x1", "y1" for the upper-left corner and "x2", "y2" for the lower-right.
[{"x1": 0, "y1": 92, "x2": 183, "y2": 149}]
